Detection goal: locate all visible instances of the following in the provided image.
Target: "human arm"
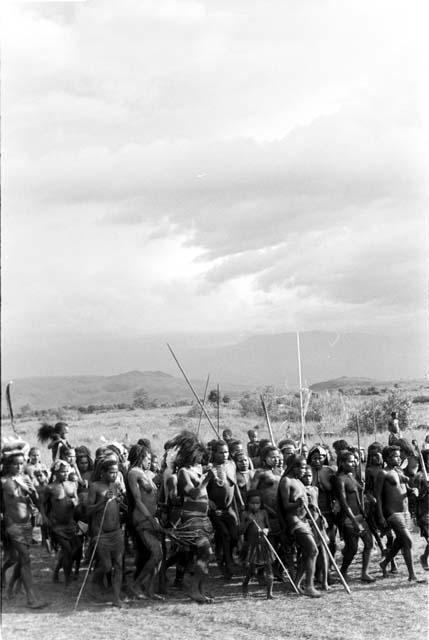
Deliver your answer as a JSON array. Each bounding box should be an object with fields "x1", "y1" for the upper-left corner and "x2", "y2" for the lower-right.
[{"x1": 336, "y1": 474, "x2": 363, "y2": 533}]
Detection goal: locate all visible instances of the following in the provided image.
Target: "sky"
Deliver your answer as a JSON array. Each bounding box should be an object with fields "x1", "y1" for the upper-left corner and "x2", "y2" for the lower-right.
[{"x1": 2, "y1": 0, "x2": 428, "y2": 377}]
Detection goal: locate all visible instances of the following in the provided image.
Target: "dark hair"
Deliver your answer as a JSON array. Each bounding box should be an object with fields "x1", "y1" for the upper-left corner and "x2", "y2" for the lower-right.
[
  {"x1": 137, "y1": 438, "x2": 152, "y2": 450},
  {"x1": 382, "y1": 445, "x2": 400, "y2": 463},
  {"x1": 285, "y1": 454, "x2": 306, "y2": 476},
  {"x1": 245, "y1": 490, "x2": 262, "y2": 507},
  {"x1": 336, "y1": 450, "x2": 356, "y2": 472},
  {"x1": 222, "y1": 429, "x2": 233, "y2": 439},
  {"x1": 332, "y1": 439, "x2": 349, "y2": 452},
  {"x1": 128, "y1": 444, "x2": 150, "y2": 468},
  {"x1": 396, "y1": 438, "x2": 413, "y2": 457},
  {"x1": 261, "y1": 446, "x2": 279, "y2": 466}
]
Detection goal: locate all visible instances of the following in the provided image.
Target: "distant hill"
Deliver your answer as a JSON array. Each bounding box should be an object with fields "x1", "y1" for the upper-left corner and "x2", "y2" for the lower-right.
[
  {"x1": 308, "y1": 376, "x2": 425, "y2": 392},
  {"x1": 1, "y1": 371, "x2": 250, "y2": 411}
]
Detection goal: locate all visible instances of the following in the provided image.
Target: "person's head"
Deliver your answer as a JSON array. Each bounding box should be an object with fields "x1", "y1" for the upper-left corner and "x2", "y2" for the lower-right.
[
  {"x1": 150, "y1": 454, "x2": 160, "y2": 473},
  {"x1": 332, "y1": 439, "x2": 349, "y2": 455},
  {"x1": 307, "y1": 445, "x2": 328, "y2": 469},
  {"x1": 137, "y1": 438, "x2": 152, "y2": 451},
  {"x1": 76, "y1": 455, "x2": 91, "y2": 473},
  {"x1": 128, "y1": 444, "x2": 151, "y2": 470},
  {"x1": 212, "y1": 440, "x2": 229, "y2": 465},
  {"x1": 54, "y1": 422, "x2": 69, "y2": 438},
  {"x1": 222, "y1": 429, "x2": 233, "y2": 443},
  {"x1": 301, "y1": 443, "x2": 309, "y2": 458},
  {"x1": 235, "y1": 452, "x2": 250, "y2": 472},
  {"x1": 396, "y1": 438, "x2": 413, "y2": 461},
  {"x1": 165, "y1": 431, "x2": 207, "y2": 469},
  {"x1": 382, "y1": 445, "x2": 401, "y2": 468},
  {"x1": 278, "y1": 439, "x2": 296, "y2": 465},
  {"x1": 285, "y1": 454, "x2": 307, "y2": 480},
  {"x1": 63, "y1": 447, "x2": 76, "y2": 465},
  {"x1": 245, "y1": 490, "x2": 262, "y2": 514},
  {"x1": 229, "y1": 440, "x2": 243, "y2": 458},
  {"x1": 51, "y1": 460, "x2": 70, "y2": 483},
  {"x1": 28, "y1": 447, "x2": 41, "y2": 465},
  {"x1": 301, "y1": 464, "x2": 313, "y2": 487},
  {"x1": 257, "y1": 439, "x2": 271, "y2": 457},
  {"x1": 247, "y1": 429, "x2": 258, "y2": 443},
  {"x1": 337, "y1": 451, "x2": 357, "y2": 475},
  {"x1": 3, "y1": 452, "x2": 25, "y2": 476},
  {"x1": 262, "y1": 446, "x2": 281, "y2": 469},
  {"x1": 100, "y1": 459, "x2": 119, "y2": 483}
]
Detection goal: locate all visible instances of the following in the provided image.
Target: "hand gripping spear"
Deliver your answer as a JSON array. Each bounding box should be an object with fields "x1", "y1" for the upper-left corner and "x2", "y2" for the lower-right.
[
  {"x1": 252, "y1": 519, "x2": 300, "y2": 594},
  {"x1": 73, "y1": 496, "x2": 115, "y2": 611},
  {"x1": 6, "y1": 381, "x2": 18, "y2": 436},
  {"x1": 167, "y1": 344, "x2": 219, "y2": 439}
]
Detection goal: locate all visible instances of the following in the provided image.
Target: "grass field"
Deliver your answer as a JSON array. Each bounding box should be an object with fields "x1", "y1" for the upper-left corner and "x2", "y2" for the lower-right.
[{"x1": 1, "y1": 405, "x2": 428, "y2": 640}]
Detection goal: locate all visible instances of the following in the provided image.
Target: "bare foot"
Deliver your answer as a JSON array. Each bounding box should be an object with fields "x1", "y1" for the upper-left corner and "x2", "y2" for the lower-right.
[
  {"x1": 302, "y1": 586, "x2": 322, "y2": 598},
  {"x1": 361, "y1": 574, "x2": 376, "y2": 583},
  {"x1": 379, "y1": 560, "x2": 388, "y2": 578},
  {"x1": 420, "y1": 555, "x2": 429, "y2": 571},
  {"x1": 112, "y1": 600, "x2": 125, "y2": 608},
  {"x1": 27, "y1": 601, "x2": 49, "y2": 609}
]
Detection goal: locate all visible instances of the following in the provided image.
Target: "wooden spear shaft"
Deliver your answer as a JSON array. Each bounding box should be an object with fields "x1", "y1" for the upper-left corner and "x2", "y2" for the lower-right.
[
  {"x1": 167, "y1": 344, "x2": 219, "y2": 438},
  {"x1": 197, "y1": 374, "x2": 210, "y2": 437},
  {"x1": 260, "y1": 395, "x2": 276, "y2": 446},
  {"x1": 303, "y1": 503, "x2": 351, "y2": 595},
  {"x1": 296, "y1": 332, "x2": 305, "y2": 453}
]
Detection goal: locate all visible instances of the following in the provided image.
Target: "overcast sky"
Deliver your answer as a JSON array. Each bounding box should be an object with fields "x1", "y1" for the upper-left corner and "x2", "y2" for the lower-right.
[{"x1": 2, "y1": 0, "x2": 428, "y2": 376}]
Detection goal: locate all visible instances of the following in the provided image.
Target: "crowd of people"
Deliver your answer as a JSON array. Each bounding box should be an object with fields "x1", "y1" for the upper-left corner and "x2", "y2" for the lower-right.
[{"x1": 1, "y1": 416, "x2": 428, "y2": 609}]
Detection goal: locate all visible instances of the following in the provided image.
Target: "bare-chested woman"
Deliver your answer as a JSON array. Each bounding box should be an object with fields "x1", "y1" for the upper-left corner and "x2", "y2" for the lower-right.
[
  {"x1": 376, "y1": 446, "x2": 419, "y2": 582},
  {"x1": 127, "y1": 444, "x2": 164, "y2": 600},
  {"x1": 1, "y1": 445, "x2": 48, "y2": 608},
  {"x1": 278, "y1": 454, "x2": 322, "y2": 598},
  {"x1": 87, "y1": 458, "x2": 126, "y2": 607},
  {"x1": 336, "y1": 451, "x2": 374, "y2": 583},
  {"x1": 174, "y1": 433, "x2": 214, "y2": 603},
  {"x1": 41, "y1": 460, "x2": 80, "y2": 586}
]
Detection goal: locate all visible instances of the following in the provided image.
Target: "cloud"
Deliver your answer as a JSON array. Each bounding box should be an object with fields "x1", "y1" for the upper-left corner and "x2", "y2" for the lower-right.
[{"x1": 2, "y1": 0, "x2": 428, "y2": 378}]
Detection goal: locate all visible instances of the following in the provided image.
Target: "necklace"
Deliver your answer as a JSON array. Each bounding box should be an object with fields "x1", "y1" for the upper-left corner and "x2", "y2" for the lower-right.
[{"x1": 213, "y1": 464, "x2": 227, "y2": 487}]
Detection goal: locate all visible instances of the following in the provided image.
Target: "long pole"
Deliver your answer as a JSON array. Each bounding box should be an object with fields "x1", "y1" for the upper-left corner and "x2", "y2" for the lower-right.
[
  {"x1": 217, "y1": 383, "x2": 220, "y2": 435},
  {"x1": 197, "y1": 374, "x2": 210, "y2": 437},
  {"x1": 252, "y1": 520, "x2": 299, "y2": 594},
  {"x1": 167, "y1": 344, "x2": 219, "y2": 438},
  {"x1": 356, "y1": 414, "x2": 363, "y2": 489},
  {"x1": 296, "y1": 332, "x2": 305, "y2": 452},
  {"x1": 260, "y1": 395, "x2": 276, "y2": 446},
  {"x1": 303, "y1": 503, "x2": 351, "y2": 595},
  {"x1": 73, "y1": 497, "x2": 114, "y2": 611},
  {"x1": 6, "y1": 381, "x2": 18, "y2": 436}
]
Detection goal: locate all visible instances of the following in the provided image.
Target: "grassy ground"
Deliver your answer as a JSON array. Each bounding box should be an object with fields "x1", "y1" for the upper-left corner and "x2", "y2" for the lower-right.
[
  {"x1": 1, "y1": 406, "x2": 428, "y2": 640},
  {"x1": 2, "y1": 534, "x2": 427, "y2": 640}
]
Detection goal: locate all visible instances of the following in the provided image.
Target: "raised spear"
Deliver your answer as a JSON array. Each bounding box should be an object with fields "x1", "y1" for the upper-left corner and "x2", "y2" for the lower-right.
[{"x1": 167, "y1": 344, "x2": 219, "y2": 438}]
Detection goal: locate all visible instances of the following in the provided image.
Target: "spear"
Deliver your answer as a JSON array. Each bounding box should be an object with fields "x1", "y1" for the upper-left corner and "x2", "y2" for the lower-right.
[
  {"x1": 296, "y1": 332, "x2": 305, "y2": 453},
  {"x1": 217, "y1": 383, "x2": 220, "y2": 435},
  {"x1": 167, "y1": 344, "x2": 219, "y2": 438},
  {"x1": 303, "y1": 503, "x2": 351, "y2": 595},
  {"x1": 260, "y1": 395, "x2": 276, "y2": 446},
  {"x1": 197, "y1": 374, "x2": 210, "y2": 437},
  {"x1": 6, "y1": 381, "x2": 18, "y2": 436}
]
